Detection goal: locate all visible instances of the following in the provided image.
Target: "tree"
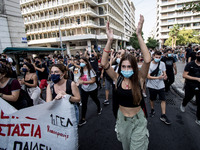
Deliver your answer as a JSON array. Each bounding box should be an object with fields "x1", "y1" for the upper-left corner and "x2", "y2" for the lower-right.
[
  {"x1": 164, "y1": 24, "x2": 180, "y2": 48},
  {"x1": 129, "y1": 33, "x2": 139, "y2": 49},
  {"x1": 168, "y1": 24, "x2": 180, "y2": 48},
  {"x1": 182, "y1": 2, "x2": 200, "y2": 12},
  {"x1": 177, "y1": 29, "x2": 200, "y2": 45},
  {"x1": 129, "y1": 32, "x2": 144, "y2": 49},
  {"x1": 146, "y1": 37, "x2": 159, "y2": 49},
  {"x1": 164, "y1": 28, "x2": 200, "y2": 46}
]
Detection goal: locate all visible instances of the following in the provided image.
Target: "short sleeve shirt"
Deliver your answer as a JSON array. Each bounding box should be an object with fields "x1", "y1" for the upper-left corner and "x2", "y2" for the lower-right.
[
  {"x1": 184, "y1": 61, "x2": 200, "y2": 87},
  {"x1": 89, "y1": 57, "x2": 98, "y2": 73},
  {"x1": 0, "y1": 79, "x2": 21, "y2": 95},
  {"x1": 81, "y1": 70, "x2": 97, "y2": 91},
  {"x1": 161, "y1": 56, "x2": 175, "y2": 75},
  {"x1": 147, "y1": 61, "x2": 166, "y2": 90},
  {"x1": 37, "y1": 63, "x2": 48, "y2": 80}
]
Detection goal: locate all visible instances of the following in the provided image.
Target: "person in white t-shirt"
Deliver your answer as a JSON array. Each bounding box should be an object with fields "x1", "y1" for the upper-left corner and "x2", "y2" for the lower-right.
[
  {"x1": 147, "y1": 51, "x2": 171, "y2": 125},
  {"x1": 78, "y1": 57, "x2": 101, "y2": 126}
]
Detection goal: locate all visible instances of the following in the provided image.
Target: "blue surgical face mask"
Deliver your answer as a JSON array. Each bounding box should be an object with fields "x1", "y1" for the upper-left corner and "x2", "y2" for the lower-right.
[
  {"x1": 80, "y1": 63, "x2": 86, "y2": 67},
  {"x1": 168, "y1": 54, "x2": 172, "y2": 57},
  {"x1": 22, "y1": 68, "x2": 28, "y2": 72},
  {"x1": 116, "y1": 58, "x2": 120, "y2": 64},
  {"x1": 121, "y1": 70, "x2": 134, "y2": 78},
  {"x1": 154, "y1": 58, "x2": 160, "y2": 63},
  {"x1": 51, "y1": 74, "x2": 61, "y2": 84}
]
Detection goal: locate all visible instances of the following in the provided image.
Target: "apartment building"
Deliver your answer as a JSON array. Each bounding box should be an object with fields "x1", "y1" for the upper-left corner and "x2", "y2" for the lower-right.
[
  {"x1": 20, "y1": 0, "x2": 135, "y2": 54},
  {"x1": 0, "y1": 0, "x2": 27, "y2": 53},
  {"x1": 156, "y1": 0, "x2": 200, "y2": 48},
  {"x1": 124, "y1": 0, "x2": 135, "y2": 47}
]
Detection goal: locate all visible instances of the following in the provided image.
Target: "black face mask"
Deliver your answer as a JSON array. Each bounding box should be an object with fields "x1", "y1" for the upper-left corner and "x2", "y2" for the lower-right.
[{"x1": 196, "y1": 56, "x2": 200, "y2": 62}]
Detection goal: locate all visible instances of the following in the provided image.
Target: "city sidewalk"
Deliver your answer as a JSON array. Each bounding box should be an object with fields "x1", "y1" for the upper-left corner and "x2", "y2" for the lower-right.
[{"x1": 171, "y1": 61, "x2": 185, "y2": 98}]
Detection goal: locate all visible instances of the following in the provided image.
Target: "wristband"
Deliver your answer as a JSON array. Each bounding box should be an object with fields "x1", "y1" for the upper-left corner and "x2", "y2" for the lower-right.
[
  {"x1": 0, "y1": 93, "x2": 3, "y2": 98},
  {"x1": 104, "y1": 63, "x2": 110, "y2": 70},
  {"x1": 103, "y1": 48, "x2": 111, "y2": 53}
]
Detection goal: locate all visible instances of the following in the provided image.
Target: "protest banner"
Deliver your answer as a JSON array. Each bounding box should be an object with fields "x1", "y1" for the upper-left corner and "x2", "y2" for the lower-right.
[{"x1": 0, "y1": 95, "x2": 78, "y2": 150}]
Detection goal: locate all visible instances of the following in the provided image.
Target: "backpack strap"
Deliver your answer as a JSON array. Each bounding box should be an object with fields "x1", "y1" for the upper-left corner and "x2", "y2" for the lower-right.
[
  {"x1": 116, "y1": 75, "x2": 124, "y2": 89},
  {"x1": 66, "y1": 79, "x2": 73, "y2": 95},
  {"x1": 50, "y1": 82, "x2": 54, "y2": 95},
  {"x1": 7, "y1": 78, "x2": 15, "y2": 86},
  {"x1": 50, "y1": 80, "x2": 73, "y2": 96}
]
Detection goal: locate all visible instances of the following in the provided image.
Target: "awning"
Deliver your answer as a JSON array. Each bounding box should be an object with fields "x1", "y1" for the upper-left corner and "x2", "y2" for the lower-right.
[{"x1": 3, "y1": 47, "x2": 65, "y2": 54}]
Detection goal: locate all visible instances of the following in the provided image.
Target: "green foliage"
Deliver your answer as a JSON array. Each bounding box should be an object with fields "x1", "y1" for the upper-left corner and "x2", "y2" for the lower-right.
[
  {"x1": 165, "y1": 28, "x2": 200, "y2": 46},
  {"x1": 177, "y1": 29, "x2": 200, "y2": 45},
  {"x1": 182, "y1": 2, "x2": 200, "y2": 12},
  {"x1": 164, "y1": 24, "x2": 180, "y2": 47},
  {"x1": 129, "y1": 32, "x2": 144, "y2": 49},
  {"x1": 146, "y1": 37, "x2": 159, "y2": 49}
]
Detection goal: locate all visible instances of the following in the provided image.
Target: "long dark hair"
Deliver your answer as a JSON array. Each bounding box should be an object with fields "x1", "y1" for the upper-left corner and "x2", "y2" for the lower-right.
[
  {"x1": 50, "y1": 64, "x2": 68, "y2": 79},
  {"x1": 24, "y1": 63, "x2": 36, "y2": 73},
  {"x1": 0, "y1": 64, "x2": 13, "y2": 78},
  {"x1": 80, "y1": 57, "x2": 93, "y2": 78},
  {"x1": 118, "y1": 54, "x2": 142, "y2": 105}
]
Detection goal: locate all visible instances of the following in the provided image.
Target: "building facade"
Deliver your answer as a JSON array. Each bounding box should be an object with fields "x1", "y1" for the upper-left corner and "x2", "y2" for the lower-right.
[
  {"x1": 156, "y1": 0, "x2": 200, "y2": 48},
  {"x1": 20, "y1": 0, "x2": 135, "y2": 54},
  {"x1": 0, "y1": 0, "x2": 27, "y2": 53}
]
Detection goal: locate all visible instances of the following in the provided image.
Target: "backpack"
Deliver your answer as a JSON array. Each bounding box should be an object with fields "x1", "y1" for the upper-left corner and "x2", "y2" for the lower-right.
[
  {"x1": 7, "y1": 78, "x2": 33, "y2": 110},
  {"x1": 116, "y1": 75, "x2": 148, "y2": 118}
]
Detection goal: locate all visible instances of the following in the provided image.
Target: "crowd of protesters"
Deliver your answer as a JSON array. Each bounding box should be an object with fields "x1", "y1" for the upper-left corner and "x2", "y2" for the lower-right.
[{"x1": 0, "y1": 20, "x2": 200, "y2": 150}]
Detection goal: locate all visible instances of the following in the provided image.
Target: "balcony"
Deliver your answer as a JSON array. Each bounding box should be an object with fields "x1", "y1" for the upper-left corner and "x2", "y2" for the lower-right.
[
  {"x1": 26, "y1": 20, "x2": 104, "y2": 34},
  {"x1": 85, "y1": 0, "x2": 108, "y2": 6}
]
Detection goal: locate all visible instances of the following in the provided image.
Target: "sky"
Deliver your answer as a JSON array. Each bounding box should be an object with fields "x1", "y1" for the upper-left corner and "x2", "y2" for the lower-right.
[{"x1": 132, "y1": 0, "x2": 157, "y2": 42}]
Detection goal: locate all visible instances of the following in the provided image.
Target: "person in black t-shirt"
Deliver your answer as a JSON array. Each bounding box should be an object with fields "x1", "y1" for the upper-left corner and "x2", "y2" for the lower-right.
[
  {"x1": 180, "y1": 50, "x2": 200, "y2": 126},
  {"x1": 33, "y1": 57, "x2": 48, "y2": 90},
  {"x1": 161, "y1": 49, "x2": 177, "y2": 92},
  {"x1": 185, "y1": 44, "x2": 193, "y2": 63},
  {"x1": 188, "y1": 47, "x2": 198, "y2": 63}
]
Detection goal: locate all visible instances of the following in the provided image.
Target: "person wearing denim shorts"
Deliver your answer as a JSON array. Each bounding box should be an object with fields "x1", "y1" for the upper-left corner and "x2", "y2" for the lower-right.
[{"x1": 101, "y1": 15, "x2": 151, "y2": 150}]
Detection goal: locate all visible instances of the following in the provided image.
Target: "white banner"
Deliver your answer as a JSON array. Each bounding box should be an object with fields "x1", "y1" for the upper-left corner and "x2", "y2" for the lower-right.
[{"x1": 0, "y1": 95, "x2": 78, "y2": 150}]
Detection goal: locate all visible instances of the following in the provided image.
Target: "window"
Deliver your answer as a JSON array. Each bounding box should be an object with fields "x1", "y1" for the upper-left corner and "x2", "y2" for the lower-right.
[
  {"x1": 177, "y1": 4, "x2": 183, "y2": 8},
  {"x1": 48, "y1": 32, "x2": 51, "y2": 38},
  {"x1": 77, "y1": 18, "x2": 80, "y2": 24},
  {"x1": 59, "y1": 9, "x2": 63, "y2": 13},
  {"x1": 44, "y1": 33, "x2": 47, "y2": 38},
  {"x1": 51, "y1": 21, "x2": 55, "y2": 26},
  {"x1": 62, "y1": 31, "x2": 66, "y2": 36},
  {"x1": 193, "y1": 23, "x2": 200, "y2": 26},
  {"x1": 168, "y1": 19, "x2": 175, "y2": 23},
  {"x1": 52, "y1": 32, "x2": 56, "y2": 37},
  {"x1": 184, "y1": 23, "x2": 190, "y2": 27},
  {"x1": 36, "y1": 35, "x2": 39, "y2": 39},
  {"x1": 64, "y1": 7, "x2": 68, "y2": 12}
]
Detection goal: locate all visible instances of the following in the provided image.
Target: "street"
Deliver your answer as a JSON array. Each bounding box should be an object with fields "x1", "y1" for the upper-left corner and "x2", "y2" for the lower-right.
[{"x1": 78, "y1": 79, "x2": 200, "y2": 150}]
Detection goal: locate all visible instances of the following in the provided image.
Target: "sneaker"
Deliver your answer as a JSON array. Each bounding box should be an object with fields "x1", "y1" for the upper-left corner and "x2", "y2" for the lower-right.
[
  {"x1": 160, "y1": 114, "x2": 171, "y2": 125},
  {"x1": 195, "y1": 119, "x2": 200, "y2": 126},
  {"x1": 98, "y1": 108, "x2": 102, "y2": 115},
  {"x1": 180, "y1": 104, "x2": 185, "y2": 112},
  {"x1": 103, "y1": 100, "x2": 109, "y2": 105},
  {"x1": 149, "y1": 109, "x2": 155, "y2": 117},
  {"x1": 78, "y1": 119, "x2": 87, "y2": 126},
  {"x1": 142, "y1": 92, "x2": 147, "y2": 98}
]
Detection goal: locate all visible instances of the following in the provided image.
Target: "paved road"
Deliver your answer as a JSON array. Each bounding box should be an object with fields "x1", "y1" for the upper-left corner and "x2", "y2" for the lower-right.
[{"x1": 78, "y1": 82, "x2": 200, "y2": 150}]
